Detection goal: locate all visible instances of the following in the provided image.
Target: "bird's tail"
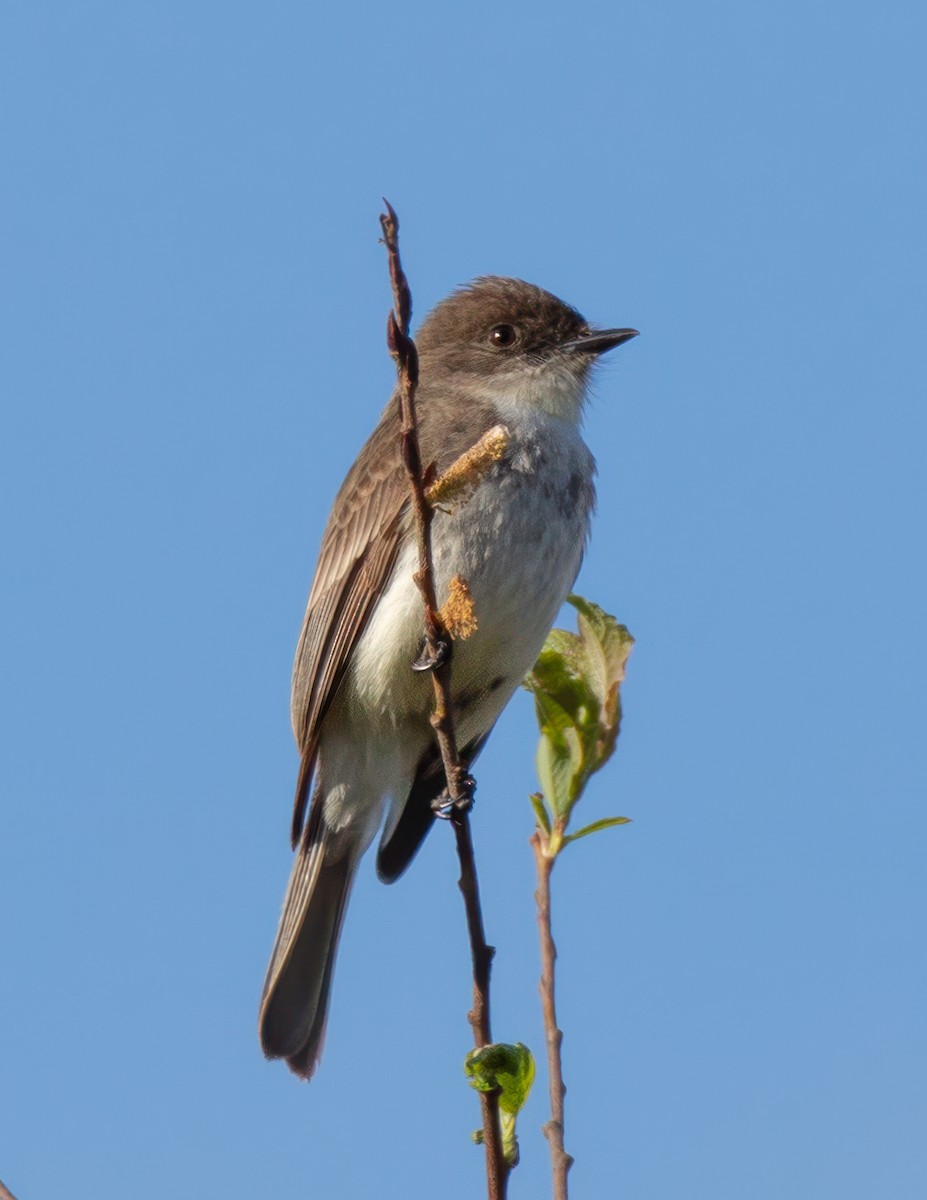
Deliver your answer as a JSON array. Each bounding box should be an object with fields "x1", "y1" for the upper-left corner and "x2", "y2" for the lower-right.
[{"x1": 259, "y1": 823, "x2": 357, "y2": 1079}]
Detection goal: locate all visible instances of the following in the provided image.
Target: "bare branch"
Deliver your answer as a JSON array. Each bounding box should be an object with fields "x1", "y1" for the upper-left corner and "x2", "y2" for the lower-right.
[
  {"x1": 533, "y1": 828, "x2": 574, "y2": 1200},
  {"x1": 379, "y1": 201, "x2": 508, "y2": 1200},
  {"x1": 0, "y1": 1178, "x2": 20, "y2": 1200}
]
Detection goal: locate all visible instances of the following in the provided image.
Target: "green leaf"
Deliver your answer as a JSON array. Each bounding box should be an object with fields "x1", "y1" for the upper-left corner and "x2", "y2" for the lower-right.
[
  {"x1": 525, "y1": 595, "x2": 634, "y2": 830},
  {"x1": 568, "y1": 594, "x2": 634, "y2": 705},
  {"x1": 529, "y1": 792, "x2": 552, "y2": 835},
  {"x1": 464, "y1": 1043, "x2": 536, "y2": 1168},
  {"x1": 527, "y1": 648, "x2": 598, "y2": 734},
  {"x1": 535, "y1": 728, "x2": 567, "y2": 817},
  {"x1": 531, "y1": 687, "x2": 575, "y2": 740},
  {"x1": 464, "y1": 1043, "x2": 535, "y2": 1111},
  {"x1": 542, "y1": 728, "x2": 583, "y2": 820},
  {"x1": 563, "y1": 816, "x2": 632, "y2": 845}
]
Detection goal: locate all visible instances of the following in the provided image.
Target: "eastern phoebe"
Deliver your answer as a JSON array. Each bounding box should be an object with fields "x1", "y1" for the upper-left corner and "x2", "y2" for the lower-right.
[{"x1": 259, "y1": 276, "x2": 637, "y2": 1078}]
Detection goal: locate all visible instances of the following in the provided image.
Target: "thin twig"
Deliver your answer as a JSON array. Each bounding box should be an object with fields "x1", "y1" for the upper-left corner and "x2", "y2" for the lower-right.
[
  {"x1": 533, "y1": 828, "x2": 574, "y2": 1200},
  {"x1": 379, "y1": 200, "x2": 508, "y2": 1200}
]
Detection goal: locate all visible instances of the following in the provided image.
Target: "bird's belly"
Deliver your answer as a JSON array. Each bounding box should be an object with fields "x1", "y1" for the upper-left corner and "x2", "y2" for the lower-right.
[{"x1": 345, "y1": 464, "x2": 590, "y2": 739}]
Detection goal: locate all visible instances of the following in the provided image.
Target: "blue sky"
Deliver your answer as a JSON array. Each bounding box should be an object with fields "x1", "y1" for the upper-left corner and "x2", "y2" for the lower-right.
[{"x1": 2, "y1": 2, "x2": 925, "y2": 1197}]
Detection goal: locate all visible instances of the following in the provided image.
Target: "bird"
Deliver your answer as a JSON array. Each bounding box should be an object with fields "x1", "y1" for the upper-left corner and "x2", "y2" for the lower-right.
[{"x1": 259, "y1": 276, "x2": 637, "y2": 1078}]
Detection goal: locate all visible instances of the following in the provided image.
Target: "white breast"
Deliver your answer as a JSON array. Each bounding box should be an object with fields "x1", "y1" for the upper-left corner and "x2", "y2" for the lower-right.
[{"x1": 347, "y1": 410, "x2": 595, "y2": 741}]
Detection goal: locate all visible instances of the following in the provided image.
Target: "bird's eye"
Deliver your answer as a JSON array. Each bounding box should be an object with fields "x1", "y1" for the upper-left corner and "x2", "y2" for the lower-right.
[{"x1": 489, "y1": 324, "x2": 518, "y2": 349}]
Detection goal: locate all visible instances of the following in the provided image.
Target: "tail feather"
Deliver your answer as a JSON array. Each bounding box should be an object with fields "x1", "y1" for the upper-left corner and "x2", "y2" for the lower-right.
[{"x1": 259, "y1": 829, "x2": 356, "y2": 1078}]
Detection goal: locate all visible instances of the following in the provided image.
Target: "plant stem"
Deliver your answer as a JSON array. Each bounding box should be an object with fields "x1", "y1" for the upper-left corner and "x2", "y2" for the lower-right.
[
  {"x1": 454, "y1": 809, "x2": 508, "y2": 1199},
  {"x1": 380, "y1": 201, "x2": 507, "y2": 1200},
  {"x1": 532, "y1": 830, "x2": 574, "y2": 1200}
]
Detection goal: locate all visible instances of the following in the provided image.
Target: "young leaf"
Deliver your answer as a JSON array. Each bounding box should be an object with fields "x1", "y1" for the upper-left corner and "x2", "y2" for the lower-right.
[
  {"x1": 464, "y1": 1043, "x2": 536, "y2": 1168},
  {"x1": 525, "y1": 596, "x2": 634, "y2": 831},
  {"x1": 530, "y1": 792, "x2": 552, "y2": 835},
  {"x1": 563, "y1": 816, "x2": 632, "y2": 845}
]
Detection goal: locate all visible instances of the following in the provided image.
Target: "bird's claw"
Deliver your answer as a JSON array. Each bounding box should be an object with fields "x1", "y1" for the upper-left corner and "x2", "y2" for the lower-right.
[
  {"x1": 411, "y1": 639, "x2": 451, "y2": 672},
  {"x1": 430, "y1": 774, "x2": 476, "y2": 819}
]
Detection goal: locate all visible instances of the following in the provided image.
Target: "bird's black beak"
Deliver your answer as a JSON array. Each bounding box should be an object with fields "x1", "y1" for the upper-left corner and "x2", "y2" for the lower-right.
[{"x1": 560, "y1": 328, "x2": 640, "y2": 355}]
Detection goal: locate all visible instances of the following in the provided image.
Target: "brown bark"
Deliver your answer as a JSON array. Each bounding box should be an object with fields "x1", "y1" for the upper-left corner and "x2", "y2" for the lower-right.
[
  {"x1": 380, "y1": 202, "x2": 508, "y2": 1200},
  {"x1": 533, "y1": 829, "x2": 574, "y2": 1200}
]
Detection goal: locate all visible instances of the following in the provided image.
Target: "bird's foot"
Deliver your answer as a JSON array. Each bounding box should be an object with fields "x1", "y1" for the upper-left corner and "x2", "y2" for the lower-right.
[
  {"x1": 431, "y1": 773, "x2": 476, "y2": 819},
  {"x1": 411, "y1": 638, "x2": 450, "y2": 673}
]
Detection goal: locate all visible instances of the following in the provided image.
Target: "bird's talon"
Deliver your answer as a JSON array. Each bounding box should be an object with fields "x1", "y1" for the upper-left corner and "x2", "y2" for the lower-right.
[
  {"x1": 430, "y1": 774, "x2": 476, "y2": 818},
  {"x1": 411, "y1": 639, "x2": 450, "y2": 672}
]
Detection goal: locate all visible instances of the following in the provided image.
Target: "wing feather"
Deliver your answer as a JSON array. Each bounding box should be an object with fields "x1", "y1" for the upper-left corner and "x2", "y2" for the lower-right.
[
  {"x1": 287, "y1": 385, "x2": 499, "y2": 846},
  {"x1": 289, "y1": 404, "x2": 407, "y2": 844}
]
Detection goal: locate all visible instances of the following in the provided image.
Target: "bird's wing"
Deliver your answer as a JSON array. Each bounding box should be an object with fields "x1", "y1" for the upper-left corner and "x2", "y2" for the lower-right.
[
  {"x1": 289, "y1": 403, "x2": 407, "y2": 846},
  {"x1": 288, "y1": 386, "x2": 499, "y2": 847}
]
